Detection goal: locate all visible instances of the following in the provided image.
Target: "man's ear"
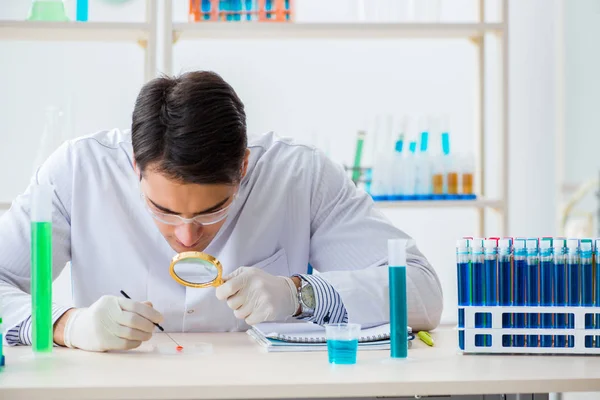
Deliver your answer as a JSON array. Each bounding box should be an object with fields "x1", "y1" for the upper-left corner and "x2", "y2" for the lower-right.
[
  {"x1": 132, "y1": 159, "x2": 142, "y2": 180},
  {"x1": 241, "y1": 149, "x2": 250, "y2": 179}
]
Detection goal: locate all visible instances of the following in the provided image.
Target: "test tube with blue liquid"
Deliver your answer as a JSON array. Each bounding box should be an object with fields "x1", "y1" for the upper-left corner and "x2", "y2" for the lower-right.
[
  {"x1": 456, "y1": 239, "x2": 471, "y2": 350},
  {"x1": 498, "y1": 238, "x2": 512, "y2": 347},
  {"x1": 580, "y1": 240, "x2": 594, "y2": 347},
  {"x1": 388, "y1": 239, "x2": 408, "y2": 359},
  {"x1": 484, "y1": 239, "x2": 498, "y2": 346},
  {"x1": 553, "y1": 239, "x2": 567, "y2": 348},
  {"x1": 471, "y1": 239, "x2": 485, "y2": 347},
  {"x1": 526, "y1": 238, "x2": 539, "y2": 347},
  {"x1": 595, "y1": 239, "x2": 600, "y2": 348},
  {"x1": 566, "y1": 239, "x2": 580, "y2": 347},
  {"x1": 512, "y1": 239, "x2": 527, "y2": 347},
  {"x1": 539, "y1": 238, "x2": 554, "y2": 347}
]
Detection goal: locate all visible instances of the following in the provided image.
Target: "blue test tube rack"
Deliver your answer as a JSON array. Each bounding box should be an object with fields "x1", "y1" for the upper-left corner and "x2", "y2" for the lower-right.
[{"x1": 457, "y1": 236, "x2": 600, "y2": 355}]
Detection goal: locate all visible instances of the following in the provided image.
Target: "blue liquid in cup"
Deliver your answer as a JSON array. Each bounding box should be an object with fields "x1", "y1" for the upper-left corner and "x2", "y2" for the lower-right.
[{"x1": 327, "y1": 339, "x2": 358, "y2": 364}]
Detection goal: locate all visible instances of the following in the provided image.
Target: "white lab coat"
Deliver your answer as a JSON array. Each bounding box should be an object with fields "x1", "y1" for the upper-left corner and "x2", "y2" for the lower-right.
[{"x1": 0, "y1": 130, "x2": 443, "y2": 334}]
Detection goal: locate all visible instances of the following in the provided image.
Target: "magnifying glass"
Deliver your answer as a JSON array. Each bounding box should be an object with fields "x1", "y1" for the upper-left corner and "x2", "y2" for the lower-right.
[{"x1": 169, "y1": 252, "x2": 224, "y2": 288}]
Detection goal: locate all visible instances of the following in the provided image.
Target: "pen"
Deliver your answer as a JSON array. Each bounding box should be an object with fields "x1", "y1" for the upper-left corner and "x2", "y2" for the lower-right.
[
  {"x1": 119, "y1": 290, "x2": 182, "y2": 348},
  {"x1": 417, "y1": 331, "x2": 434, "y2": 347}
]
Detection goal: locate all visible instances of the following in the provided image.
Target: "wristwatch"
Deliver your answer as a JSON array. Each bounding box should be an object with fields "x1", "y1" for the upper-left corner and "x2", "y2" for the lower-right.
[{"x1": 296, "y1": 277, "x2": 315, "y2": 319}]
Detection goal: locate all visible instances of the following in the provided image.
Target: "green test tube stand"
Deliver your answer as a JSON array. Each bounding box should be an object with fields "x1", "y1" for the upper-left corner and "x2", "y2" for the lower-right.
[{"x1": 31, "y1": 184, "x2": 53, "y2": 353}]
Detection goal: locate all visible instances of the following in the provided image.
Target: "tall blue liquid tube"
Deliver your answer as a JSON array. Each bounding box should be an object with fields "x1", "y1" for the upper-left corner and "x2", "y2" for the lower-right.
[
  {"x1": 539, "y1": 239, "x2": 554, "y2": 348},
  {"x1": 483, "y1": 239, "x2": 498, "y2": 346},
  {"x1": 456, "y1": 239, "x2": 471, "y2": 351},
  {"x1": 471, "y1": 239, "x2": 485, "y2": 347},
  {"x1": 595, "y1": 239, "x2": 600, "y2": 348},
  {"x1": 388, "y1": 239, "x2": 408, "y2": 359},
  {"x1": 566, "y1": 239, "x2": 580, "y2": 348},
  {"x1": 580, "y1": 241, "x2": 594, "y2": 348},
  {"x1": 498, "y1": 239, "x2": 512, "y2": 347},
  {"x1": 554, "y1": 239, "x2": 567, "y2": 348},
  {"x1": 513, "y1": 239, "x2": 527, "y2": 347},
  {"x1": 526, "y1": 239, "x2": 539, "y2": 347}
]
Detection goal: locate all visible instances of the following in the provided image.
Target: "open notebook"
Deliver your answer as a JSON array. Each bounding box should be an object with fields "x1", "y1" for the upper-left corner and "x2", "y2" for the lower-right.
[{"x1": 247, "y1": 322, "x2": 413, "y2": 352}]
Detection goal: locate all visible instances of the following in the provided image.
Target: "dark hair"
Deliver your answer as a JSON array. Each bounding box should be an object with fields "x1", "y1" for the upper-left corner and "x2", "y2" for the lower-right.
[{"x1": 132, "y1": 71, "x2": 247, "y2": 185}]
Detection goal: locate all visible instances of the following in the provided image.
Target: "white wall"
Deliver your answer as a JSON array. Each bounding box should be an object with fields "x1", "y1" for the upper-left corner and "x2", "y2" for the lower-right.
[
  {"x1": 562, "y1": 0, "x2": 600, "y2": 225},
  {"x1": 0, "y1": 0, "x2": 559, "y2": 325}
]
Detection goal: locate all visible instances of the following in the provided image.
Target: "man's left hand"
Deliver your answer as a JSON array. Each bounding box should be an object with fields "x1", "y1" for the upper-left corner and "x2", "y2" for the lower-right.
[{"x1": 215, "y1": 267, "x2": 299, "y2": 325}]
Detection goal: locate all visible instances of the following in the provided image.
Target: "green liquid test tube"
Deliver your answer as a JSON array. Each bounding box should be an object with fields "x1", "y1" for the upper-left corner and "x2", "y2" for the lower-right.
[{"x1": 31, "y1": 184, "x2": 53, "y2": 353}]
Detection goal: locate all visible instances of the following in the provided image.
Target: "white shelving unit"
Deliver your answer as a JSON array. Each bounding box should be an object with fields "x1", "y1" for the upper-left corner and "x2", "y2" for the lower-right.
[
  {"x1": 0, "y1": 0, "x2": 157, "y2": 82},
  {"x1": 173, "y1": 22, "x2": 504, "y2": 40},
  {"x1": 0, "y1": 1, "x2": 510, "y2": 238},
  {"x1": 160, "y1": 0, "x2": 509, "y2": 237}
]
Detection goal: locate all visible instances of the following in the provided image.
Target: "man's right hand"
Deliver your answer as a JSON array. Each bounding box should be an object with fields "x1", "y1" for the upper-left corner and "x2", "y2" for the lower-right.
[{"x1": 53, "y1": 295, "x2": 164, "y2": 352}]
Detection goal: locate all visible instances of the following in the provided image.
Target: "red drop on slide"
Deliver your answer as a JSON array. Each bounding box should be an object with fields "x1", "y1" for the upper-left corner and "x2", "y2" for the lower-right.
[{"x1": 176, "y1": 346, "x2": 184, "y2": 352}]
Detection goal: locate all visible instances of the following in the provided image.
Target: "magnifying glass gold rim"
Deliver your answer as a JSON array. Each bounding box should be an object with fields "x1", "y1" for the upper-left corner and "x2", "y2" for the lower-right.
[{"x1": 169, "y1": 251, "x2": 224, "y2": 288}]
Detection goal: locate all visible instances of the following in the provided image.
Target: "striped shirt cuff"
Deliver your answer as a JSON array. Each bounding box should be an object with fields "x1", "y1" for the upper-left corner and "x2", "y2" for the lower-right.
[
  {"x1": 295, "y1": 274, "x2": 348, "y2": 325},
  {"x1": 6, "y1": 305, "x2": 73, "y2": 346}
]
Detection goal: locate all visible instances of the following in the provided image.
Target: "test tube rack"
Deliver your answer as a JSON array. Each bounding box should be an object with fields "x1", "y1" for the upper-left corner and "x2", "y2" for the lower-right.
[{"x1": 459, "y1": 305, "x2": 600, "y2": 355}]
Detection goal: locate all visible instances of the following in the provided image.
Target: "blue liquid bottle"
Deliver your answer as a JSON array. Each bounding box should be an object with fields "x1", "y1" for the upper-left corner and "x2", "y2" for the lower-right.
[
  {"x1": 513, "y1": 239, "x2": 527, "y2": 347},
  {"x1": 456, "y1": 239, "x2": 471, "y2": 351},
  {"x1": 498, "y1": 238, "x2": 512, "y2": 347},
  {"x1": 553, "y1": 239, "x2": 567, "y2": 348},
  {"x1": 526, "y1": 238, "x2": 539, "y2": 347},
  {"x1": 580, "y1": 240, "x2": 593, "y2": 347},
  {"x1": 471, "y1": 239, "x2": 485, "y2": 347},
  {"x1": 388, "y1": 239, "x2": 408, "y2": 359},
  {"x1": 539, "y1": 239, "x2": 554, "y2": 347},
  {"x1": 566, "y1": 239, "x2": 580, "y2": 348}
]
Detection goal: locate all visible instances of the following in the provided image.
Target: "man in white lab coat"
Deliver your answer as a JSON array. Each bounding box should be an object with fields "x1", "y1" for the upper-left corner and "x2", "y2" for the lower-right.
[{"x1": 0, "y1": 71, "x2": 443, "y2": 352}]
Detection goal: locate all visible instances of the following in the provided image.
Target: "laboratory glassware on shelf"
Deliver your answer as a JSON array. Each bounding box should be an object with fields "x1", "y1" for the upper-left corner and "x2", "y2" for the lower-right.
[
  {"x1": 189, "y1": 0, "x2": 293, "y2": 23},
  {"x1": 457, "y1": 236, "x2": 600, "y2": 355},
  {"x1": 346, "y1": 115, "x2": 476, "y2": 202},
  {"x1": 28, "y1": 0, "x2": 69, "y2": 21}
]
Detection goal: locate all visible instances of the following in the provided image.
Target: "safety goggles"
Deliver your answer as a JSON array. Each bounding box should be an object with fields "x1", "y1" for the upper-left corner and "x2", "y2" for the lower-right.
[{"x1": 140, "y1": 192, "x2": 237, "y2": 227}]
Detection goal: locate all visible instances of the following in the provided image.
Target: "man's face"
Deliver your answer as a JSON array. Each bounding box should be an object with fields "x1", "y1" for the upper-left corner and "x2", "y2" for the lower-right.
[{"x1": 139, "y1": 169, "x2": 238, "y2": 254}]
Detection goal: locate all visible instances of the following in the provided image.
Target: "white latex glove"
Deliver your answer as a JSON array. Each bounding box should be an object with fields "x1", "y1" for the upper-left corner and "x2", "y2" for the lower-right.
[
  {"x1": 215, "y1": 267, "x2": 299, "y2": 326},
  {"x1": 63, "y1": 295, "x2": 164, "y2": 352}
]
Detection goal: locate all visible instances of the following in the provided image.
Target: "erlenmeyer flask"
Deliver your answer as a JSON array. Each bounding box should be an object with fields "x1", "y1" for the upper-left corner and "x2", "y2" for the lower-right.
[
  {"x1": 28, "y1": 0, "x2": 69, "y2": 22},
  {"x1": 33, "y1": 106, "x2": 67, "y2": 175}
]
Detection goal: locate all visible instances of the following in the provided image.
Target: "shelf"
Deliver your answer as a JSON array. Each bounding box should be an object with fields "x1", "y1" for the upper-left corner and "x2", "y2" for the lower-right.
[
  {"x1": 174, "y1": 22, "x2": 504, "y2": 40},
  {"x1": 374, "y1": 198, "x2": 504, "y2": 210},
  {"x1": 0, "y1": 21, "x2": 150, "y2": 42}
]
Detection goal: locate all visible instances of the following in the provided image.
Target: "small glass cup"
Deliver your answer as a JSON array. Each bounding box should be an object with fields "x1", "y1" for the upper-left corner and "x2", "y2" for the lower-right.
[{"x1": 325, "y1": 323, "x2": 361, "y2": 365}]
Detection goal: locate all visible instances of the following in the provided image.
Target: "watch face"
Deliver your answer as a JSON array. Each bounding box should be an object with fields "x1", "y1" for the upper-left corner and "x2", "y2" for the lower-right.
[{"x1": 301, "y1": 284, "x2": 316, "y2": 310}]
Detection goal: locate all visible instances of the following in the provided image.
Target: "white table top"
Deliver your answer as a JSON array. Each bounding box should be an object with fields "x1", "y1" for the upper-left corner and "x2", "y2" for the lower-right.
[{"x1": 2, "y1": 327, "x2": 600, "y2": 399}]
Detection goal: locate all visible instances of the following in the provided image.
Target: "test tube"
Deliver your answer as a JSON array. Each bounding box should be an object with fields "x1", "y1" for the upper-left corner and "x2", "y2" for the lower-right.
[
  {"x1": 539, "y1": 238, "x2": 554, "y2": 347},
  {"x1": 388, "y1": 239, "x2": 408, "y2": 359},
  {"x1": 513, "y1": 239, "x2": 527, "y2": 347},
  {"x1": 484, "y1": 239, "x2": 498, "y2": 346},
  {"x1": 471, "y1": 239, "x2": 485, "y2": 347},
  {"x1": 553, "y1": 239, "x2": 567, "y2": 348},
  {"x1": 31, "y1": 184, "x2": 54, "y2": 353},
  {"x1": 595, "y1": 239, "x2": 600, "y2": 348},
  {"x1": 0, "y1": 297, "x2": 4, "y2": 368},
  {"x1": 566, "y1": 239, "x2": 580, "y2": 347},
  {"x1": 456, "y1": 239, "x2": 471, "y2": 350},
  {"x1": 498, "y1": 238, "x2": 512, "y2": 347},
  {"x1": 526, "y1": 238, "x2": 539, "y2": 347},
  {"x1": 580, "y1": 240, "x2": 594, "y2": 348}
]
